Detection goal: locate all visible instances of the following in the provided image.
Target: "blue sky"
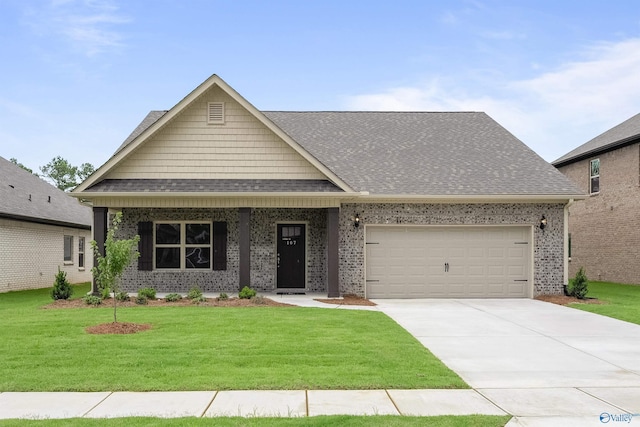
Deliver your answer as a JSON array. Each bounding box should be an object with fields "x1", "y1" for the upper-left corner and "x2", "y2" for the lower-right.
[{"x1": 1, "y1": 0, "x2": 640, "y2": 172}]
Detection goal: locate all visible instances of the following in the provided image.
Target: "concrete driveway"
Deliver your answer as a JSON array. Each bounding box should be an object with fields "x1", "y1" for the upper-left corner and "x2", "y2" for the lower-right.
[{"x1": 374, "y1": 298, "x2": 640, "y2": 425}]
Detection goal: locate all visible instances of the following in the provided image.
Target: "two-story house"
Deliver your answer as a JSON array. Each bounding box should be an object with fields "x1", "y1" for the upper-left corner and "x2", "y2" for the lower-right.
[{"x1": 553, "y1": 113, "x2": 640, "y2": 284}]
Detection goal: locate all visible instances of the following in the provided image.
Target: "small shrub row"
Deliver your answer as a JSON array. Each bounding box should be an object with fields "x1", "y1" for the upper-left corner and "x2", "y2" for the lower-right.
[{"x1": 78, "y1": 285, "x2": 264, "y2": 306}]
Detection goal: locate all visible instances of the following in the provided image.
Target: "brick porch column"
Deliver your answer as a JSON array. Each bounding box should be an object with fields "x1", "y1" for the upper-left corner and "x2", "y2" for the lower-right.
[
  {"x1": 92, "y1": 207, "x2": 108, "y2": 296},
  {"x1": 239, "y1": 207, "x2": 251, "y2": 290},
  {"x1": 327, "y1": 207, "x2": 340, "y2": 297}
]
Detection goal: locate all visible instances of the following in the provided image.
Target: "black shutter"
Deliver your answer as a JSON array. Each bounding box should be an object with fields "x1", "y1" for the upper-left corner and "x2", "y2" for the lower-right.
[
  {"x1": 138, "y1": 222, "x2": 153, "y2": 271},
  {"x1": 213, "y1": 221, "x2": 227, "y2": 271}
]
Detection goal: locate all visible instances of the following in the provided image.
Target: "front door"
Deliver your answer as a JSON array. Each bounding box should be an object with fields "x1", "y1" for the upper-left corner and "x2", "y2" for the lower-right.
[{"x1": 277, "y1": 224, "x2": 306, "y2": 289}]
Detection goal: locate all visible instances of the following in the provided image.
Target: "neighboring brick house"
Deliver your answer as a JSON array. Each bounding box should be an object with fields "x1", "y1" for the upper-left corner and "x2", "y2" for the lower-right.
[
  {"x1": 0, "y1": 156, "x2": 93, "y2": 292},
  {"x1": 553, "y1": 113, "x2": 640, "y2": 284},
  {"x1": 73, "y1": 74, "x2": 583, "y2": 298}
]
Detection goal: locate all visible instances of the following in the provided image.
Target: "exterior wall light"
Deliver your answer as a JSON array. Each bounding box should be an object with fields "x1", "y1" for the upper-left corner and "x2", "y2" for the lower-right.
[
  {"x1": 540, "y1": 215, "x2": 547, "y2": 230},
  {"x1": 353, "y1": 213, "x2": 360, "y2": 228}
]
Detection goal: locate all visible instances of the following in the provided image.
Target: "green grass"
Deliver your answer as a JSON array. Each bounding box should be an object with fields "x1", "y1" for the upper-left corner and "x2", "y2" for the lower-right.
[
  {"x1": 569, "y1": 281, "x2": 640, "y2": 324},
  {"x1": 0, "y1": 284, "x2": 466, "y2": 392},
  {"x1": 0, "y1": 415, "x2": 511, "y2": 427}
]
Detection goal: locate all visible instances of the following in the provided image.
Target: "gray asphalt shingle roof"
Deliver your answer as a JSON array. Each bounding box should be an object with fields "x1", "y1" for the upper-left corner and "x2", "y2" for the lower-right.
[
  {"x1": 101, "y1": 110, "x2": 582, "y2": 197},
  {"x1": 0, "y1": 156, "x2": 91, "y2": 228},
  {"x1": 87, "y1": 179, "x2": 342, "y2": 193},
  {"x1": 552, "y1": 113, "x2": 640, "y2": 167},
  {"x1": 264, "y1": 111, "x2": 580, "y2": 196}
]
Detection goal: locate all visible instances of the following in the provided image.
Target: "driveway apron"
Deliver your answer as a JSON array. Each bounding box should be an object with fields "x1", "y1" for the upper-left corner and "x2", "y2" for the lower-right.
[{"x1": 374, "y1": 299, "x2": 640, "y2": 422}]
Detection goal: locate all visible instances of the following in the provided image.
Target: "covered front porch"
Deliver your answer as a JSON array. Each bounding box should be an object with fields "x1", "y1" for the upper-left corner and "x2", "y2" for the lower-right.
[{"x1": 91, "y1": 206, "x2": 340, "y2": 297}]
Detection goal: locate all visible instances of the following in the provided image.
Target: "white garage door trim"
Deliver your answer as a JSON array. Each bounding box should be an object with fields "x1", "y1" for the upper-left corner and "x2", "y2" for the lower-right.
[{"x1": 365, "y1": 225, "x2": 533, "y2": 299}]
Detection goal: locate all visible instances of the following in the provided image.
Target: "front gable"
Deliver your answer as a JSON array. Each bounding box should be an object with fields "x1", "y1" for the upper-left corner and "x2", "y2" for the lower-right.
[
  {"x1": 75, "y1": 75, "x2": 354, "y2": 199},
  {"x1": 106, "y1": 85, "x2": 328, "y2": 181}
]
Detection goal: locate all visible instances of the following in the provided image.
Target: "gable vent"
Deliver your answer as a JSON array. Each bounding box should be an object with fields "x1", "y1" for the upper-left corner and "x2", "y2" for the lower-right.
[{"x1": 207, "y1": 102, "x2": 225, "y2": 124}]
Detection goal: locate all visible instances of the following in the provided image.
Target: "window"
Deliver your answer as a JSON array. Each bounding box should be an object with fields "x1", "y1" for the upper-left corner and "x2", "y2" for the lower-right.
[
  {"x1": 590, "y1": 158, "x2": 600, "y2": 194},
  {"x1": 78, "y1": 237, "x2": 85, "y2": 268},
  {"x1": 155, "y1": 222, "x2": 211, "y2": 269},
  {"x1": 64, "y1": 235, "x2": 73, "y2": 263}
]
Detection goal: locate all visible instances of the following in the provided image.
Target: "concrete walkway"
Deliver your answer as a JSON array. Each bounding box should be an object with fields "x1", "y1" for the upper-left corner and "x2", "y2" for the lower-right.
[{"x1": 2, "y1": 295, "x2": 640, "y2": 426}]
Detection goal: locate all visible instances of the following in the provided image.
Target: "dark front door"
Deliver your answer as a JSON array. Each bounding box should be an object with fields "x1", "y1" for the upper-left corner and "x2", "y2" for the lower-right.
[{"x1": 277, "y1": 224, "x2": 306, "y2": 288}]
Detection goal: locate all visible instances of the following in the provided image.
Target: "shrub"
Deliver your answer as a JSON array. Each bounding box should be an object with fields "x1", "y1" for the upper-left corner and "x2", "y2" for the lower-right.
[
  {"x1": 252, "y1": 295, "x2": 265, "y2": 305},
  {"x1": 187, "y1": 287, "x2": 203, "y2": 300},
  {"x1": 191, "y1": 295, "x2": 207, "y2": 304},
  {"x1": 101, "y1": 286, "x2": 112, "y2": 300},
  {"x1": 83, "y1": 295, "x2": 102, "y2": 306},
  {"x1": 135, "y1": 295, "x2": 148, "y2": 305},
  {"x1": 137, "y1": 287, "x2": 156, "y2": 300},
  {"x1": 239, "y1": 286, "x2": 256, "y2": 299},
  {"x1": 218, "y1": 292, "x2": 229, "y2": 301},
  {"x1": 165, "y1": 293, "x2": 182, "y2": 302},
  {"x1": 51, "y1": 268, "x2": 73, "y2": 300},
  {"x1": 569, "y1": 267, "x2": 589, "y2": 299},
  {"x1": 115, "y1": 292, "x2": 130, "y2": 302}
]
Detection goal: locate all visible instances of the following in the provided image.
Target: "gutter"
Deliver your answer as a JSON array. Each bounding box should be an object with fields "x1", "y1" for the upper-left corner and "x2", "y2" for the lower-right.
[{"x1": 0, "y1": 212, "x2": 91, "y2": 230}]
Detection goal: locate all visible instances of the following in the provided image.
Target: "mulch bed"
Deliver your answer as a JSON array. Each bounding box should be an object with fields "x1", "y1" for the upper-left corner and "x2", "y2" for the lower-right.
[
  {"x1": 44, "y1": 296, "x2": 295, "y2": 309},
  {"x1": 85, "y1": 322, "x2": 152, "y2": 335},
  {"x1": 45, "y1": 294, "x2": 375, "y2": 335},
  {"x1": 535, "y1": 294, "x2": 605, "y2": 306},
  {"x1": 314, "y1": 294, "x2": 377, "y2": 306}
]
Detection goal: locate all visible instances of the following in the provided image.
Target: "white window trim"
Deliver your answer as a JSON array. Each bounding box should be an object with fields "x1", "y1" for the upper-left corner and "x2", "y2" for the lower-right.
[
  {"x1": 154, "y1": 221, "x2": 213, "y2": 270},
  {"x1": 78, "y1": 237, "x2": 85, "y2": 270},
  {"x1": 64, "y1": 235, "x2": 74, "y2": 265},
  {"x1": 590, "y1": 158, "x2": 600, "y2": 195}
]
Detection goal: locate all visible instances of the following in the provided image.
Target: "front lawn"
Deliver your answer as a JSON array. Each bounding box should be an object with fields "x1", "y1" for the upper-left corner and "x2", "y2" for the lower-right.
[
  {"x1": 570, "y1": 281, "x2": 640, "y2": 325},
  {"x1": 0, "y1": 285, "x2": 466, "y2": 391}
]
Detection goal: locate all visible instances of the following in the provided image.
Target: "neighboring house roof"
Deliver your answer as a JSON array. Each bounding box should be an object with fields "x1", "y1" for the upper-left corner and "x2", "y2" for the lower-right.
[
  {"x1": 74, "y1": 74, "x2": 583, "y2": 200},
  {"x1": 553, "y1": 113, "x2": 640, "y2": 167},
  {"x1": 0, "y1": 156, "x2": 92, "y2": 229}
]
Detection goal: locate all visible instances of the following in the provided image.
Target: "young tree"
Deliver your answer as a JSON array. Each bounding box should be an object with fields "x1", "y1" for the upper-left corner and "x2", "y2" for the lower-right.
[{"x1": 91, "y1": 212, "x2": 140, "y2": 323}]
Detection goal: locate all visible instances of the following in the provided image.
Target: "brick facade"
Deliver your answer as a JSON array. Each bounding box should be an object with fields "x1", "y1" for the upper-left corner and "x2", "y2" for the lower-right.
[
  {"x1": 339, "y1": 203, "x2": 565, "y2": 297},
  {"x1": 0, "y1": 218, "x2": 92, "y2": 292},
  {"x1": 557, "y1": 143, "x2": 640, "y2": 284},
  {"x1": 116, "y1": 202, "x2": 566, "y2": 297}
]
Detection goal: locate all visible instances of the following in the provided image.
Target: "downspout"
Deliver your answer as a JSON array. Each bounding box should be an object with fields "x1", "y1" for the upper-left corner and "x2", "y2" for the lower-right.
[{"x1": 563, "y1": 199, "x2": 575, "y2": 294}]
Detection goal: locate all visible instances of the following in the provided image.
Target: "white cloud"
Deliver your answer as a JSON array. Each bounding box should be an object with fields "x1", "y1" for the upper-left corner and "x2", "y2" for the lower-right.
[
  {"x1": 345, "y1": 38, "x2": 640, "y2": 162},
  {"x1": 25, "y1": 0, "x2": 131, "y2": 56}
]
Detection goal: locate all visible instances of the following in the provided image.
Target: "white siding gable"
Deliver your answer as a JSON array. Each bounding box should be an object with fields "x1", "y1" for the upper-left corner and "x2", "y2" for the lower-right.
[{"x1": 106, "y1": 86, "x2": 327, "y2": 180}]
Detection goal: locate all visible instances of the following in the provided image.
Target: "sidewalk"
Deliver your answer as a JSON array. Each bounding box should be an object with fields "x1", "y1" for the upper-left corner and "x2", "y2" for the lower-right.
[{"x1": 0, "y1": 389, "x2": 507, "y2": 419}]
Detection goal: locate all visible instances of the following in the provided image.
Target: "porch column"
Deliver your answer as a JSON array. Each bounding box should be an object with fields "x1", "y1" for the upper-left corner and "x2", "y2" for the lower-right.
[
  {"x1": 92, "y1": 207, "x2": 108, "y2": 296},
  {"x1": 239, "y1": 207, "x2": 251, "y2": 290},
  {"x1": 327, "y1": 207, "x2": 340, "y2": 297}
]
